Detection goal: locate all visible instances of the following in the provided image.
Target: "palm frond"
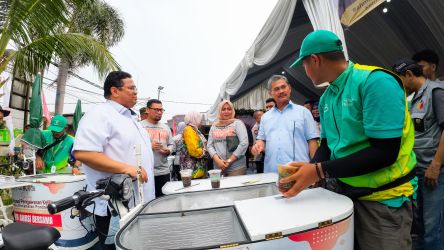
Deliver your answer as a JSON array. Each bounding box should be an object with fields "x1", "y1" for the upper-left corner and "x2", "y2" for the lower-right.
[
  {"x1": 0, "y1": 76, "x2": 9, "y2": 88},
  {"x1": 0, "y1": 1, "x2": 10, "y2": 30},
  {"x1": 71, "y1": 0, "x2": 125, "y2": 47},
  {"x1": 66, "y1": 0, "x2": 125, "y2": 68},
  {"x1": 6, "y1": 32, "x2": 119, "y2": 80},
  {"x1": 0, "y1": 0, "x2": 94, "y2": 60},
  {"x1": 1, "y1": 0, "x2": 69, "y2": 54}
]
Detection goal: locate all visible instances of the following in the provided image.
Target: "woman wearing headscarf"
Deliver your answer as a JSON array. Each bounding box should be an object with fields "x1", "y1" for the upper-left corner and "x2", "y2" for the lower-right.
[
  {"x1": 207, "y1": 100, "x2": 249, "y2": 176},
  {"x1": 180, "y1": 111, "x2": 208, "y2": 179}
]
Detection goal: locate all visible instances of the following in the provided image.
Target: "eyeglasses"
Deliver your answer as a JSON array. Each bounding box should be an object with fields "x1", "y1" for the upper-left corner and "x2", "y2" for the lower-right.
[
  {"x1": 118, "y1": 85, "x2": 138, "y2": 91},
  {"x1": 271, "y1": 84, "x2": 288, "y2": 93},
  {"x1": 148, "y1": 107, "x2": 165, "y2": 113}
]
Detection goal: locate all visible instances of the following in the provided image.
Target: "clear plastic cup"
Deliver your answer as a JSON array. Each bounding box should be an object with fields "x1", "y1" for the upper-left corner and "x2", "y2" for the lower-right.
[
  {"x1": 208, "y1": 169, "x2": 222, "y2": 188},
  {"x1": 180, "y1": 169, "x2": 193, "y2": 187},
  {"x1": 167, "y1": 156, "x2": 175, "y2": 166},
  {"x1": 278, "y1": 164, "x2": 297, "y2": 192}
]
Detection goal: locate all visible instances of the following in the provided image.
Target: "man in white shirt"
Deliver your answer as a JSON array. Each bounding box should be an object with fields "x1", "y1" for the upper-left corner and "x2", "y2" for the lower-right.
[{"x1": 74, "y1": 71, "x2": 155, "y2": 250}]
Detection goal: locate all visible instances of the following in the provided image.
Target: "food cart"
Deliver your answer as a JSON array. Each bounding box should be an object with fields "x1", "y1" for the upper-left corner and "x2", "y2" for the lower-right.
[
  {"x1": 116, "y1": 187, "x2": 354, "y2": 250},
  {"x1": 12, "y1": 174, "x2": 97, "y2": 249}
]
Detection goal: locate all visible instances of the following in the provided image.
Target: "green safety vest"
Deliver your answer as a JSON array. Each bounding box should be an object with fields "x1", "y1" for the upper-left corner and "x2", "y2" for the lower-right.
[
  {"x1": 41, "y1": 130, "x2": 74, "y2": 174},
  {"x1": 319, "y1": 63, "x2": 416, "y2": 201}
]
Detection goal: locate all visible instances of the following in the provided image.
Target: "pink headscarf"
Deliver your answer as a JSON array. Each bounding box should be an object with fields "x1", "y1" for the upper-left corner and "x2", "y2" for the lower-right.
[
  {"x1": 214, "y1": 100, "x2": 236, "y2": 126},
  {"x1": 184, "y1": 111, "x2": 203, "y2": 127},
  {"x1": 184, "y1": 111, "x2": 207, "y2": 144}
]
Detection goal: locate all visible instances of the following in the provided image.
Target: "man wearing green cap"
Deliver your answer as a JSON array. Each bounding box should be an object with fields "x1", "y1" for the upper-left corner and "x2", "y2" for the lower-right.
[
  {"x1": 280, "y1": 30, "x2": 417, "y2": 249},
  {"x1": 36, "y1": 115, "x2": 76, "y2": 174}
]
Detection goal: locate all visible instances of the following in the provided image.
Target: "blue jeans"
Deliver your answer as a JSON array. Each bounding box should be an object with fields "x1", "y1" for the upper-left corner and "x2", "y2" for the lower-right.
[{"x1": 413, "y1": 170, "x2": 444, "y2": 250}]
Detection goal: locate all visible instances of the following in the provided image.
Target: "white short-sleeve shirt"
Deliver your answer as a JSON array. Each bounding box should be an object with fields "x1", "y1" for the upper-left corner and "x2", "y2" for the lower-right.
[{"x1": 73, "y1": 100, "x2": 155, "y2": 216}]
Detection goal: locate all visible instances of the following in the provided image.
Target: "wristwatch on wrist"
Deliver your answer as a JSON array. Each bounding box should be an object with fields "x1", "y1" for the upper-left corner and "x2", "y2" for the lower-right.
[{"x1": 227, "y1": 159, "x2": 232, "y2": 164}]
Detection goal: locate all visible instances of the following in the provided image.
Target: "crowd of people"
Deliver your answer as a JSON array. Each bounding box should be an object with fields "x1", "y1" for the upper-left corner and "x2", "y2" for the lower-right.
[{"x1": 2, "y1": 30, "x2": 442, "y2": 250}]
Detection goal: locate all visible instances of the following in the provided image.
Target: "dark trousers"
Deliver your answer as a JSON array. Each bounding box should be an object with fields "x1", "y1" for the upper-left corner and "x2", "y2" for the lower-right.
[
  {"x1": 155, "y1": 173, "x2": 170, "y2": 197},
  {"x1": 256, "y1": 153, "x2": 265, "y2": 173},
  {"x1": 412, "y1": 171, "x2": 444, "y2": 250},
  {"x1": 94, "y1": 211, "x2": 116, "y2": 250},
  {"x1": 255, "y1": 161, "x2": 264, "y2": 173},
  {"x1": 172, "y1": 164, "x2": 181, "y2": 181},
  {"x1": 354, "y1": 199, "x2": 412, "y2": 250}
]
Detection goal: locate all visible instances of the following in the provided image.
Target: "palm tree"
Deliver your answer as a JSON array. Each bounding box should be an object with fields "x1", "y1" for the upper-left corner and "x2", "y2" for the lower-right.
[
  {"x1": 0, "y1": 0, "x2": 119, "y2": 93},
  {"x1": 0, "y1": 1, "x2": 7, "y2": 28},
  {"x1": 54, "y1": 0, "x2": 125, "y2": 114}
]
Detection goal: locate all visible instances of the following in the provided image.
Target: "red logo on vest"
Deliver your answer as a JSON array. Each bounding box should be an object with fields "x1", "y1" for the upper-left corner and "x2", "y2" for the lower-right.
[{"x1": 417, "y1": 100, "x2": 424, "y2": 110}]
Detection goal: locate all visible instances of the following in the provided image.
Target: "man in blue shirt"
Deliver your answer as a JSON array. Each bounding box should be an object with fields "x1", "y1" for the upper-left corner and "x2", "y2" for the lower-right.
[{"x1": 251, "y1": 75, "x2": 319, "y2": 173}]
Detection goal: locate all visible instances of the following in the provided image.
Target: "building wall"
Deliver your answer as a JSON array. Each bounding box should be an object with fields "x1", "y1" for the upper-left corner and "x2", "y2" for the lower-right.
[{"x1": 9, "y1": 109, "x2": 25, "y2": 129}]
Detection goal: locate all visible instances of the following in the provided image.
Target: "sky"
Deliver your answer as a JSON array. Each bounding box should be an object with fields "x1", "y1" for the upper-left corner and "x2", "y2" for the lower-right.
[{"x1": 38, "y1": 0, "x2": 278, "y2": 122}]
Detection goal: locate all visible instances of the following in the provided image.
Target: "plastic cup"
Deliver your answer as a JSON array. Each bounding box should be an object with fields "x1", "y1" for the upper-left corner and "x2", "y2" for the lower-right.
[
  {"x1": 167, "y1": 156, "x2": 175, "y2": 166},
  {"x1": 180, "y1": 169, "x2": 192, "y2": 187},
  {"x1": 208, "y1": 169, "x2": 222, "y2": 188},
  {"x1": 278, "y1": 164, "x2": 297, "y2": 192}
]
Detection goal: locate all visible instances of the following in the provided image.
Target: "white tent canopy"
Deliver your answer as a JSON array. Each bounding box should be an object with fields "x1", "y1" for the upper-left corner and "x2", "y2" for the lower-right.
[
  {"x1": 207, "y1": 0, "x2": 347, "y2": 120},
  {"x1": 208, "y1": 0, "x2": 444, "y2": 118}
]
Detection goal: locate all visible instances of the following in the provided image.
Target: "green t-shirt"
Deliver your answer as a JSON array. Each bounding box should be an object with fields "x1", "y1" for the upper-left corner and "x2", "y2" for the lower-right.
[
  {"x1": 41, "y1": 130, "x2": 74, "y2": 173},
  {"x1": 320, "y1": 66, "x2": 405, "y2": 158}
]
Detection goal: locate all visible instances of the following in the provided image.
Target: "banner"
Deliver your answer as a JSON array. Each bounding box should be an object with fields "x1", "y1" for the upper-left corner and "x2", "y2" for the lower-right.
[
  {"x1": 337, "y1": 0, "x2": 385, "y2": 26},
  {"x1": 12, "y1": 175, "x2": 97, "y2": 248}
]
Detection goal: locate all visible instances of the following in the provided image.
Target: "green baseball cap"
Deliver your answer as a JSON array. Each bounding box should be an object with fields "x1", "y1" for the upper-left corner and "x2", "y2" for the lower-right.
[
  {"x1": 48, "y1": 115, "x2": 67, "y2": 133},
  {"x1": 290, "y1": 30, "x2": 343, "y2": 68}
]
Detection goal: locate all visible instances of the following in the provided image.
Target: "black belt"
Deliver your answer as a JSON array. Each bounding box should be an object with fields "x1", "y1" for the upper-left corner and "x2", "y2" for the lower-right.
[{"x1": 338, "y1": 170, "x2": 416, "y2": 199}]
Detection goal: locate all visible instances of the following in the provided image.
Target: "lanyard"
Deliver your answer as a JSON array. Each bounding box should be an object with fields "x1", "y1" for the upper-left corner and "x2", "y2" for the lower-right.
[
  {"x1": 50, "y1": 141, "x2": 64, "y2": 163},
  {"x1": 44, "y1": 134, "x2": 67, "y2": 164}
]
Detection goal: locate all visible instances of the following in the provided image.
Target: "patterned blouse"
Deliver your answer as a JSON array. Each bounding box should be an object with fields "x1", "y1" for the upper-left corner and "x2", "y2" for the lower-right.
[{"x1": 179, "y1": 125, "x2": 208, "y2": 179}]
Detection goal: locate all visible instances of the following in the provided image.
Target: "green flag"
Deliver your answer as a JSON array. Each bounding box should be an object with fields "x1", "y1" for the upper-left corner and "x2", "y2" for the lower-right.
[
  {"x1": 73, "y1": 99, "x2": 82, "y2": 134},
  {"x1": 21, "y1": 73, "x2": 46, "y2": 149}
]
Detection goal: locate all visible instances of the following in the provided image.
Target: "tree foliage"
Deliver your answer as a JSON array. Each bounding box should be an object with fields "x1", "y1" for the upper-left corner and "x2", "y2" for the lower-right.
[
  {"x1": 0, "y1": 0, "x2": 119, "y2": 80},
  {"x1": 65, "y1": 0, "x2": 124, "y2": 68}
]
